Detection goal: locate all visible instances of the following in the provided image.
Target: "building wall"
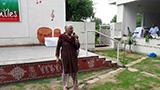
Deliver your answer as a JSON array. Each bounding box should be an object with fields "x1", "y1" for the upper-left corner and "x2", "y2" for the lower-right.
[
  {"x1": 110, "y1": 23, "x2": 122, "y2": 49},
  {"x1": 108, "y1": 0, "x2": 116, "y2": 4},
  {"x1": 116, "y1": 0, "x2": 137, "y2": 5},
  {"x1": 117, "y1": 3, "x2": 137, "y2": 35},
  {"x1": 143, "y1": 13, "x2": 160, "y2": 28},
  {"x1": 117, "y1": 5, "x2": 125, "y2": 36},
  {"x1": 66, "y1": 22, "x2": 95, "y2": 51},
  {"x1": 0, "y1": 0, "x2": 65, "y2": 45},
  {"x1": 109, "y1": 0, "x2": 138, "y2": 5},
  {"x1": 117, "y1": 5, "x2": 124, "y2": 23},
  {"x1": 123, "y1": 3, "x2": 137, "y2": 34},
  {"x1": 110, "y1": 0, "x2": 160, "y2": 56},
  {"x1": 123, "y1": 37, "x2": 160, "y2": 56},
  {"x1": 99, "y1": 29, "x2": 111, "y2": 46},
  {"x1": 116, "y1": 0, "x2": 160, "y2": 35}
]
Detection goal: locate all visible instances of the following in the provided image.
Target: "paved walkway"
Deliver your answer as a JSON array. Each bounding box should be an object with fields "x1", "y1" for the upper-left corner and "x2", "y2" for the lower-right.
[
  {"x1": 95, "y1": 47, "x2": 114, "y2": 51},
  {"x1": 73, "y1": 56, "x2": 149, "y2": 90}
]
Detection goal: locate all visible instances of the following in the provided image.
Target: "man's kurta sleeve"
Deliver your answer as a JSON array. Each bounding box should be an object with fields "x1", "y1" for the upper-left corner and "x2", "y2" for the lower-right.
[{"x1": 55, "y1": 36, "x2": 62, "y2": 57}]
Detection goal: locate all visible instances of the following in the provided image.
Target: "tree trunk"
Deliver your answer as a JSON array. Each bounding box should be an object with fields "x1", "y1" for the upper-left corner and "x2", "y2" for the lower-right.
[{"x1": 128, "y1": 44, "x2": 132, "y2": 52}]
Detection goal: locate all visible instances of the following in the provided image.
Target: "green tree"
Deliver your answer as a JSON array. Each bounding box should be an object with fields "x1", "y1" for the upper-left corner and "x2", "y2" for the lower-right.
[
  {"x1": 66, "y1": 0, "x2": 94, "y2": 21},
  {"x1": 91, "y1": 17, "x2": 102, "y2": 44},
  {"x1": 110, "y1": 15, "x2": 117, "y2": 23},
  {"x1": 136, "y1": 13, "x2": 142, "y2": 27},
  {"x1": 124, "y1": 28, "x2": 136, "y2": 52},
  {"x1": 91, "y1": 17, "x2": 102, "y2": 29}
]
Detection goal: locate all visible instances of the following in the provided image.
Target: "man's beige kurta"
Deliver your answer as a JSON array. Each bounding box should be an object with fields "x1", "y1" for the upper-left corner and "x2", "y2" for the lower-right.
[{"x1": 56, "y1": 34, "x2": 79, "y2": 74}]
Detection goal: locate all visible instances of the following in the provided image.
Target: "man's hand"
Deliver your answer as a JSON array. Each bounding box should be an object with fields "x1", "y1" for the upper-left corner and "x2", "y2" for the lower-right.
[
  {"x1": 75, "y1": 34, "x2": 79, "y2": 39},
  {"x1": 156, "y1": 31, "x2": 159, "y2": 34},
  {"x1": 56, "y1": 56, "x2": 59, "y2": 63}
]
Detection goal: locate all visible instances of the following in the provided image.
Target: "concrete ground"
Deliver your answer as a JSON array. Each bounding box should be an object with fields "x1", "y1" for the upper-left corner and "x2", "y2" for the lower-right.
[{"x1": 0, "y1": 46, "x2": 102, "y2": 65}]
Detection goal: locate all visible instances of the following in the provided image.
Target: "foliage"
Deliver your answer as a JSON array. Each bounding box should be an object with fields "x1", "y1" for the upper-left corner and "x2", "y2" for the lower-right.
[
  {"x1": 125, "y1": 32, "x2": 136, "y2": 45},
  {"x1": 91, "y1": 17, "x2": 102, "y2": 29},
  {"x1": 123, "y1": 29, "x2": 136, "y2": 52},
  {"x1": 91, "y1": 17, "x2": 102, "y2": 44},
  {"x1": 110, "y1": 15, "x2": 117, "y2": 23},
  {"x1": 66, "y1": 0, "x2": 94, "y2": 21},
  {"x1": 136, "y1": 13, "x2": 142, "y2": 27},
  {"x1": 95, "y1": 29, "x2": 100, "y2": 44}
]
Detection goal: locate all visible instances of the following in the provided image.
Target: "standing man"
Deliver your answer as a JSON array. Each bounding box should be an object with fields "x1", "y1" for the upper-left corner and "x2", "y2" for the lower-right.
[
  {"x1": 148, "y1": 24, "x2": 159, "y2": 38},
  {"x1": 56, "y1": 24, "x2": 80, "y2": 90}
]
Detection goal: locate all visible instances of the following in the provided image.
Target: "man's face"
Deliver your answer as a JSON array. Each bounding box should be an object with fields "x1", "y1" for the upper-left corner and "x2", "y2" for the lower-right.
[
  {"x1": 66, "y1": 26, "x2": 73, "y2": 35},
  {"x1": 152, "y1": 24, "x2": 155, "y2": 28}
]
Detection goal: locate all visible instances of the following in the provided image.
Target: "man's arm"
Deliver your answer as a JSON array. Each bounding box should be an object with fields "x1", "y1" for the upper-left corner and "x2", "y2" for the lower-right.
[
  {"x1": 156, "y1": 30, "x2": 159, "y2": 34},
  {"x1": 148, "y1": 28, "x2": 152, "y2": 35},
  {"x1": 156, "y1": 26, "x2": 159, "y2": 34}
]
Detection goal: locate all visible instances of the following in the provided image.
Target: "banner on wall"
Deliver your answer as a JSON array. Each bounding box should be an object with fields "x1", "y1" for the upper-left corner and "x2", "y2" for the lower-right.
[{"x1": 0, "y1": 0, "x2": 21, "y2": 22}]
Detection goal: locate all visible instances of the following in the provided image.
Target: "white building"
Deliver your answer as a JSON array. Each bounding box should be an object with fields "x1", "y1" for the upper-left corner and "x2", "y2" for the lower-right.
[
  {"x1": 109, "y1": 0, "x2": 160, "y2": 56},
  {"x1": 109, "y1": 0, "x2": 160, "y2": 34},
  {"x1": 0, "y1": 0, "x2": 65, "y2": 46}
]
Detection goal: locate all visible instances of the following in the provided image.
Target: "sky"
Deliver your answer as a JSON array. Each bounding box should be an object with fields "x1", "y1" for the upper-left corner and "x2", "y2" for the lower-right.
[{"x1": 92, "y1": 0, "x2": 117, "y2": 24}]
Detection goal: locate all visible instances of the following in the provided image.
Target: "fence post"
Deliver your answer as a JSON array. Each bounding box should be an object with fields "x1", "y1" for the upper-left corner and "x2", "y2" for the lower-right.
[
  {"x1": 117, "y1": 42, "x2": 120, "y2": 65},
  {"x1": 86, "y1": 30, "x2": 120, "y2": 65},
  {"x1": 86, "y1": 30, "x2": 88, "y2": 56}
]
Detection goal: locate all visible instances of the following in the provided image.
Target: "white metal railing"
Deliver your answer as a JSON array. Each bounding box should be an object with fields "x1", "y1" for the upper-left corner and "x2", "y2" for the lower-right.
[{"x1": 86, "y1": 30, "x2": 120, "y2": 65}]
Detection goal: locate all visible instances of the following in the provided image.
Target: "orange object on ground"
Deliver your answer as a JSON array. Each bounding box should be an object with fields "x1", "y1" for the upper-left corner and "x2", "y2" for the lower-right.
[
  {"x1": 37, "y1": 27, "x2": 52, "y2": 45},
  {"x1": 54, "y1": 29, "x2": 61, "y2": 37}
]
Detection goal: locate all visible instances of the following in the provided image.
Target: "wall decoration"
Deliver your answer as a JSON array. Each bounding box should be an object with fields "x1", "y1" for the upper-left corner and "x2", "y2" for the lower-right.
[
  {"x1": 38, "y1": 65, "x2": 55, "y2": 74},
  {"x1": 54, "y1": 29, "x2": 61, "y2": 37},
  {"x1": 0, "y1": 0, "x2": 21, "y2": 22},
  {"x1": 28, "y1": 66, "x2": 37, "y2": 78},
  {"x1": 37, "y1": 27, "x2": 52, "y2": 45},
  {"x1": 0, "y1": 68, "x2": 7, "y2": 75},
  {"x1": 0, "y1": 76, "x2": 7, "y2": 80},
  {"x1": 39, "y1": 0, "x2": 42, "y2": 3},
  {"x1": 36, "y1": 0, "x2": 42, "y2": 4},
  {"x1": 54, "y1": 64, "x2": 60, "y2": 72},
  {"x1": 88, "y1": 60, "x2": 95, "y2": 68},
  {"x1": 0, "y1": 56, "x2": 114, "y2": 85},
  {"x1": 0, "y1": 68, "x2": 7, "y2": 82},
  {"x1": 51, "y1": 10, "x2": 55, "y2": 21},
  {"x1": 36, "y1": 0, "x2": 38, "y2": 4},
  {"x1": 9, "y1": 67, "x2": 27, "y2": 80}
]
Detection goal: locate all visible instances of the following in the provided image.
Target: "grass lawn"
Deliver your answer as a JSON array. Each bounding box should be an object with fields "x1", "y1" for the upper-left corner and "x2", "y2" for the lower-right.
[
  {"x1": 132, "y1": 57, "x2": 160, "y2": 75},
  {"x1": 90, "y1": 68, "x2": 160, "y2": 90},
  {"x1": 93, "y1": 50, "x2": 146, "y2": 65},
  {"x1": 88, "y1": 51, "x2": 160, "y2": 90}
]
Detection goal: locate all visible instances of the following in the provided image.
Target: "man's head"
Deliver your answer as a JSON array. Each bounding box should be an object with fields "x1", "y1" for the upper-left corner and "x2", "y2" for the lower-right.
[
  {"x1": 65, "y1": 24, "x2": 74, "y2": 35},
  {"x1": 152, "y1": 24, "x2": 155, "y2": 28}
]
